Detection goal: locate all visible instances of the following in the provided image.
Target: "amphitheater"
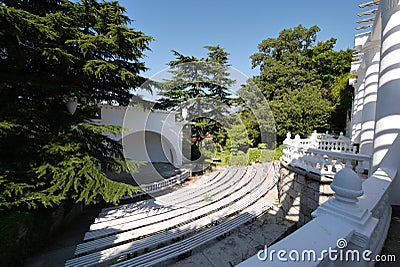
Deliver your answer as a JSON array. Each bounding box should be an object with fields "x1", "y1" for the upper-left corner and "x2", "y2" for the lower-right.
[{"x1": 65, "y1": 163, "x2": 292, "y2": 266}]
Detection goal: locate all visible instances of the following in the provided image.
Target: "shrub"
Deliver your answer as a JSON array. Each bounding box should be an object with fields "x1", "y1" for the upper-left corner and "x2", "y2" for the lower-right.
[
  {"x1": 260, "y1": 149, "x2": 275, "y2": 162},
  {"x1": 229, "y1": 151, "x2": 248, "y2": 166},
  {"x1": 274, "y1": 143, "x2": 284, "y2": 160},
  {"x1": 247, "y1": 148, "x2": 261, "y2": 164}
]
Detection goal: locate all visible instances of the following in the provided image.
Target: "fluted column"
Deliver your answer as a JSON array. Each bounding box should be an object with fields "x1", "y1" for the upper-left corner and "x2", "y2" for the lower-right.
[
  {"x1": 351, "y1": 66, "x2": 366, "y2": 145},
  {"x1": 359, "y1": 41, "x2": 381, "y2": 155},
  {"x1": 372, "y1": 0, "x2": 400, "y2": 204}
]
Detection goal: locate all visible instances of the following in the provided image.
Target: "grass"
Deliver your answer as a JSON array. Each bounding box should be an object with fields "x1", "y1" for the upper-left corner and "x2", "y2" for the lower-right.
[{"x1": 213, "y1": 146, "x2": 279, "y2": 167}]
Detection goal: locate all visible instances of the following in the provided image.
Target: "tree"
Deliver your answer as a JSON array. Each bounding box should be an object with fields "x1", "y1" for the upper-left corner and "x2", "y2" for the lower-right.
[
  {"x1": 251, "y1": 25, "x2": 353, "y2": 141},
  {"x1": 236, "y1": 81, "x2": 276, "y2": 148},
  {"x1": 0, "y1": 0, "x2": 152, "y2": 210},
  {"x1": 156, "y1": 46, "x2": 235, "y2": 151}
]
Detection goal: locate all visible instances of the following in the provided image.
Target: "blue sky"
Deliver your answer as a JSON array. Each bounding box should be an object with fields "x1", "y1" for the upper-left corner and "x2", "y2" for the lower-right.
[
  {"x1": 119, "y1": 1, "x2": 362, "y2": 99},
  {"x1": 119, "y1": 0, "x2": 360, "y2": 78}
]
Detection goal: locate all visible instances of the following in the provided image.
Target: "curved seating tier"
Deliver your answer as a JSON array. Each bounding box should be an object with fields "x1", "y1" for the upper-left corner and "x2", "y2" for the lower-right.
[
  {"x1": 96, "y1": 169, "x2": 227, "y2": 221},
  {"x1": 85, "y1": 168, "x2": 247, "y2": 237},
  {"x1": 66, "y1": 163, "x2": 277, "y2": 267}
]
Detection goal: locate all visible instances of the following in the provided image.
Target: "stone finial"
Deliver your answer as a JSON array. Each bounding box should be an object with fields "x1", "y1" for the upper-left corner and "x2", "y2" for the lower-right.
[
  {"x1": 295, "y1": 134, "x2": 300, "y2": 140},
  {"x1": 331, "y1": 168, "x2": 363, "y2": 208},
  {"x1": 311, "y1": 130, "x2": 318, "y2": 138},
  {"x1": 286, "y1": 132, "x2": 291, "y2": 139},
  {"x1": 349, "y1": 78, "x2": 357, "y2": 86}
]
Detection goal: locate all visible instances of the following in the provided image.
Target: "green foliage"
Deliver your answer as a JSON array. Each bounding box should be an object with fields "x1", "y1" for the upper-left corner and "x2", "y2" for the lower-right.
[
  {"x1": 273, "y1": 144, "x2": 284, "y2": 160},
  {"x1": 247, "y1": 148, "x2": 261, "y2": 164},
  {"x1": 236, "y1": 80, "x2": 277, "y2": 148},
  {"x1": 0, "y1": 0, "x2": 151, "y2": 211},
  {"x1": 215, "y1": 147, "x2": 275, "y2": 166},
  {"x1": 261, "y1": 149, "x2": 275, "y2": 162},
  {"x1": 251, "y1": 25, "x2": 353, "y2": 141},
  {"x1": 228, "y1": 151, "x2": 248, "y2": 166},
  {"x1": 330, "y1": 73, "x2": 355, "y2": 132},
  {"x1": 155, "y1": 45, "x2": 235, "y2": 148},
  {"x1": 227, "y1": 123, "x2": 252, "y2": 150},
  {"x1": 269, "y1": 85, "x2": 333, "y2": 138}
]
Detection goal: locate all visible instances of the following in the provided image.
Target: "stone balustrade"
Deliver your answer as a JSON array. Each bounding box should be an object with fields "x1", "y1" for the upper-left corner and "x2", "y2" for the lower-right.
[
  {"x1": 282, "y1": 132, "x2": 371, "y2": 178},
  {"x1": 140, "y1": 170, "x2": 190, "y2": 193},
  {"x1": 284, "y1": 131, "x2": 354, "y2": 151},
  {"x1": 121, "y1": 170, "x2": 190, "y2": 199}
]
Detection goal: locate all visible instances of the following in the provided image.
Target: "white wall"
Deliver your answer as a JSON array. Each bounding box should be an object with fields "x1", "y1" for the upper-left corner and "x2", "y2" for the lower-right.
[{"x1": 97, "y1": 105, "x2": 183, "y2": 166}]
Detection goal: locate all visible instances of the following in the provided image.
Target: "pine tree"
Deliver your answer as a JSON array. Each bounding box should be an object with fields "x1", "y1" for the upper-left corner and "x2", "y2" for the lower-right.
[
  {"x1": 156, "y1": 46, "x2": 235, "y2": 150},
  {"x1": 0, "y1": 0, "x2": 152, "y2": 210}
]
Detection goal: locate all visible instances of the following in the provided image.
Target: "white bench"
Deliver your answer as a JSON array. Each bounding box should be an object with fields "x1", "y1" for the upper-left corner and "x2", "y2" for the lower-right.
[
  {"x1": 66, "y1": 164, "x2": 276, "y2": 266},
  {"x1": 89, "y1": 168, "x2": 245, "y2": 231},
  {"x1": 75, "y1": 165, "x2": 267, "y2": 255},
  {"x1": 79, "y1": 168, "x2": 251, "y2": 245},
  {"x1": 96, "y1": 169, "x2": 227, "y2": 220}
]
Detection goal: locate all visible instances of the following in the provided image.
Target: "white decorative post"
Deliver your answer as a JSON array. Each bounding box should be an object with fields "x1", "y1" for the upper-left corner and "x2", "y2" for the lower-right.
[
  {"x1": 310, "y1": 130, "x2": 319, "y2": 148},
  {"x1": 312, "y1": 168, "x2": 378, "y2": 266},
  {"x1": 372, "y1": 0, "x2": 400, "y2": 204},
  {"x1": 359, "y1": 41, "x2": 381, "y2": 156}
]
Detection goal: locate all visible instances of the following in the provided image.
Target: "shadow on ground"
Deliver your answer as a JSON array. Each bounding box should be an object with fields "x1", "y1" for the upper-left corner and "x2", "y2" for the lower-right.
[{"x1": 107, "y1": 162, "x2": 182, "y2": 185}]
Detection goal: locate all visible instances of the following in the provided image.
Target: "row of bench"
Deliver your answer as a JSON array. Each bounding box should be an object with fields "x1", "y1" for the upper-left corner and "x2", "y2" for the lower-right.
[
  {"x1": 77, "y1": 168, "x2": 254, "y2": 252},
  {"x1": 66, "y1": 163, "x2": 277, "y2": 266},
  {"x1": 96, "y1": 169, "x2": 228, "y2": 221},
  {"x1": 91, "y1": 169, "x2": 239, "y2": 227},
  {"x1": 84, "y1": 168, "x2": 248, "y2": 239}
]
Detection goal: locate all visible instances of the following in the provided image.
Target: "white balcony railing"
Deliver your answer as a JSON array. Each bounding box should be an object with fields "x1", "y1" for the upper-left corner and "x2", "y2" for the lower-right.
[
  {"x1": 140, "y1": 170, "x2": 190, "y2": 193},
  {"x1": 122, "y1": 170, "x2": 190, "y2": 199},
  {"x1": 282, "y1": 132, "x2": 371, "y2": 178}
]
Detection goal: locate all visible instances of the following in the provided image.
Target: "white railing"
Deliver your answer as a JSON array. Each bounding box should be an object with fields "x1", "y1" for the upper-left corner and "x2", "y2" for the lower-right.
[
  {"x1": 122, "y1": 170, "x2": 190, "y2": 199},
  {"x1": 283, "y1": 131, "x2": 354, "y2": 152},
  {"x1": 282, "y1": 132, "x2": 371, "y2": 177},
  {"x1": 140, "y1": 170, "x2": 190, "y2": 193}
]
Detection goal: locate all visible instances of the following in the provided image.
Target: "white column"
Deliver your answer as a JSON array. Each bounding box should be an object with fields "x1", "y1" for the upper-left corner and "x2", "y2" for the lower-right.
[
  {"x1": 352, "y1": 67, "x2": 366, "y2": 145},
  {"x1": 359, "y1": 41, "x2": 381, "y2": 155},
  {"x1": 372, "y1": 0, "x2": 400, "y2": 204}
]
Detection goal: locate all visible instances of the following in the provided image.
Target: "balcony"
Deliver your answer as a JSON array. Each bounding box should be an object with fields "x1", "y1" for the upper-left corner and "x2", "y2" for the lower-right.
[{"x1": 281, "y1": 131, "x2": 371, "y2": 178}]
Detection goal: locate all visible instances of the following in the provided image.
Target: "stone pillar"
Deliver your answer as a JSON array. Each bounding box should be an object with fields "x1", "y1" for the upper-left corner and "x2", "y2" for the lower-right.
[
  {"x1": 352, "y1": 68, "x2": 366, "y2": 145},
  {"x1": 372, "y1": 0, "x2": 400, "y2": 204},
  {"x1": 359, "y1": 41, "x2": 381, "y2": 156}
]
